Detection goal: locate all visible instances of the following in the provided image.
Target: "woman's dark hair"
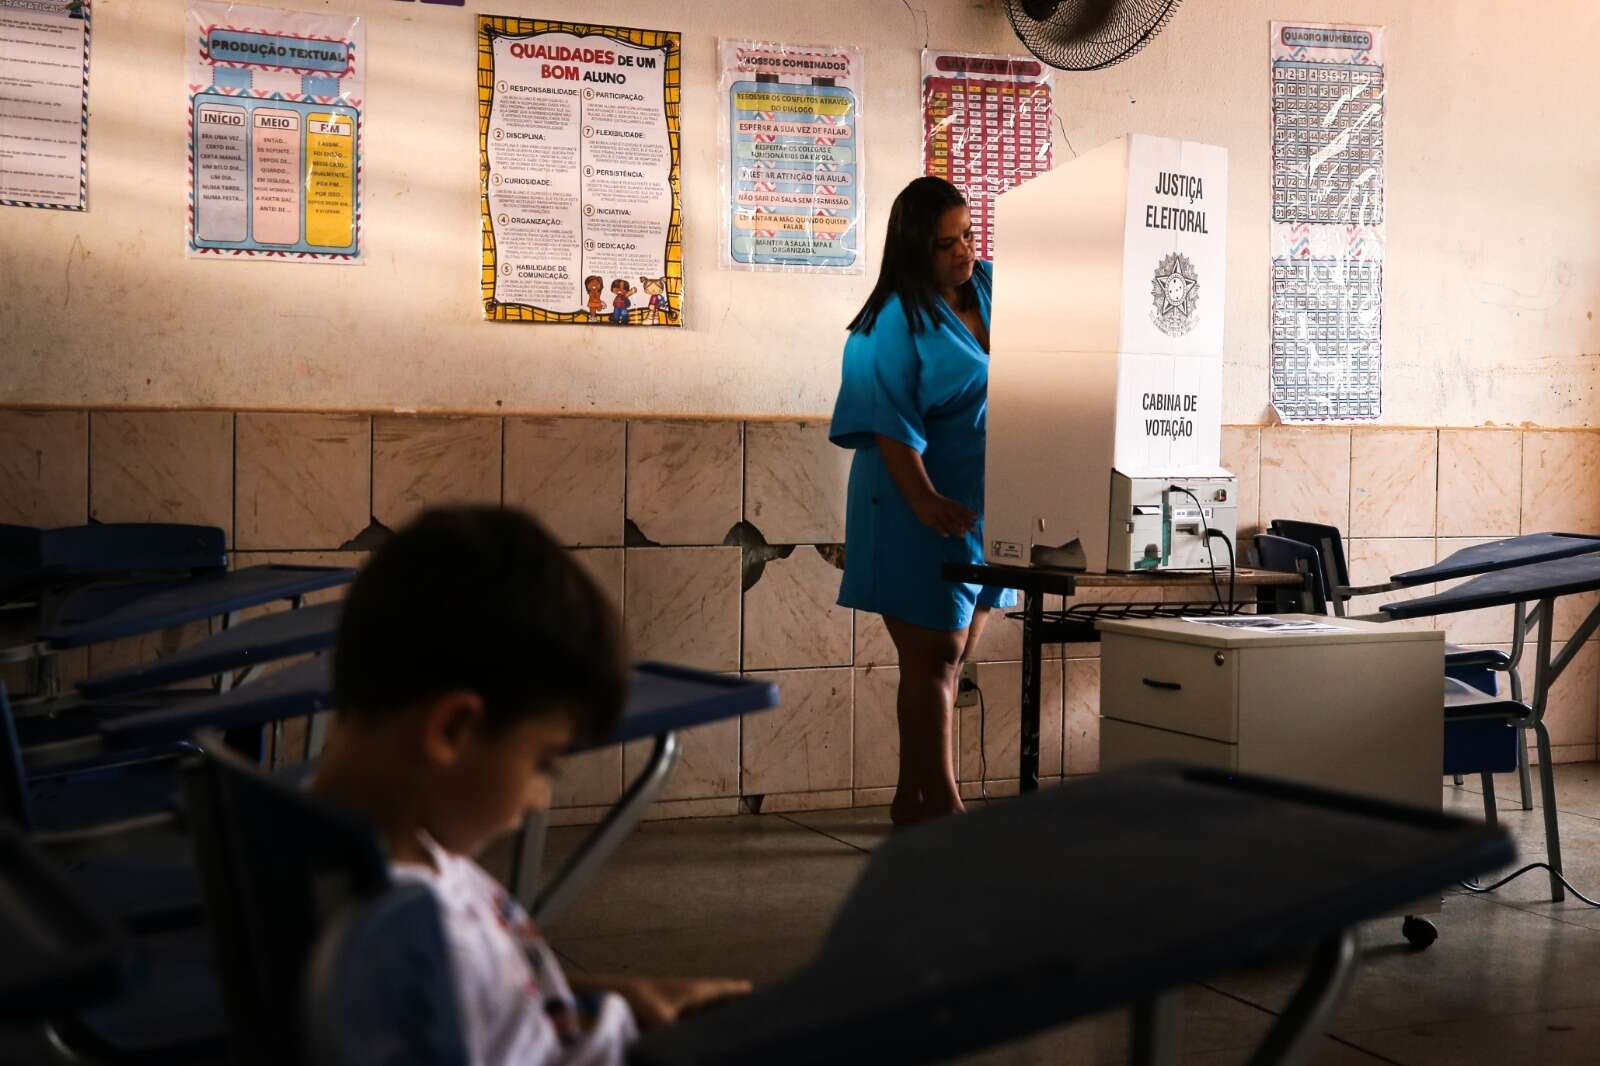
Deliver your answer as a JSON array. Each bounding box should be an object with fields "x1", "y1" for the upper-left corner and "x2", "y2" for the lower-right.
[
  {"x1": 848, "y1": 176, "x2": 973, "y2": 335},
  {"x1": 334, "y1": 506, "x2": 627, "y2": 746}
]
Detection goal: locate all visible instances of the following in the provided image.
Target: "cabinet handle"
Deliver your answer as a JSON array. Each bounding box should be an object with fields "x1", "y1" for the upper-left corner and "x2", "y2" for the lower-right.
[{"x1": 1142, "y1": 678, "x2": 1182, "y2": 691}]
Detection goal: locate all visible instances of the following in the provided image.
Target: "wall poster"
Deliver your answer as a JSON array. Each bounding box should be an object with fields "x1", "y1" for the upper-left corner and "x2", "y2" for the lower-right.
[
  {"x1": 1269, "y1": 22, "x2": 1386, "y2": 422},
  {"x1": 185, "y1": 2, "x2": 364, "y2": 262},
  {"x1": 0, "y1": 0, "x2": 91, "y2": 210},
  {"x1": 718, "y1": 39, "x2": 861, "y2": 274},
  {"x1": 479, "y1": 16, "x2": 682, "y2": 325},
  {"x1": 921, "y1": 49, "x2": 1052, "y2": 262}
]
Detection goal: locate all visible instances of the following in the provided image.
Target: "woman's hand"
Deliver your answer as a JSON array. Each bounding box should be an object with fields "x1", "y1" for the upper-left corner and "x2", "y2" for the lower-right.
[
  {"x1": 911, "y1": 492, "x2": 977, "y2": 538},
  {"x1": 594, "y1": 975, "x2": 753, "y2": 1028},
  {"x1": 874, "y1": 435, "x2": 977, "y2": 538}
]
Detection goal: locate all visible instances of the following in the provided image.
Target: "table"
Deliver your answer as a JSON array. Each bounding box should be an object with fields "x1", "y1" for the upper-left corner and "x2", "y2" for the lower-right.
[
  {"x1": 1378, "y1": 551, "x2": 1600, "y2": 900},
  {"x1": 40, "y1": 565, "x2": 354, "y2": 649},
  {"x1": 23, "y1": 655, "x2": 780, "y2": 927},
  {"x1": 632, "y1": 762, "x2": 1514, "y2": 1066},
  {"x1": 76, "y1": 600, "x2": 343, "y2": 700},
  {"x1": 943, "y1": 562, "x2": 1311, "y2": 792}
]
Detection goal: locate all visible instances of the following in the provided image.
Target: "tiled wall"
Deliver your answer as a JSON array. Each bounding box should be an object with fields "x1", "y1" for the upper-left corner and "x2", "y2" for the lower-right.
[{"x1": 4, "y1": 411, "x2": 1599, "y2": 822}]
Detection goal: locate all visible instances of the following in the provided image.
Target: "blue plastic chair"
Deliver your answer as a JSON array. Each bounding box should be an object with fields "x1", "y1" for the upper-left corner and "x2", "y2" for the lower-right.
[
  {"x1": 1266, "y1": 520, "x2": 1531, "y2": 806},
  {"x1": 1254, "y1": 532, "x2": 1528, "y2": 831},
  {"x1": 183, "y1": 735, "x2": 390, "y2": 1066}
]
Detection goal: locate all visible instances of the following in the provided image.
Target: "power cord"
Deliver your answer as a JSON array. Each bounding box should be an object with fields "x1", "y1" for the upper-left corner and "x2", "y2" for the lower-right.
[
  {"x1": 1172, "y1": 486, "x2": 1223, "y2": 607},
  {"x1": 1459, "y1": 863, "x2": 1600, "y2": 907},
  {"x1": 1208, "y1": 528, "x2": 1237, "y2": 610},
  {"x1": 958, "y1": 671, "x2": 989, "y2": 802},
  {"x1": 977, "y1": 684, "x2": 988, "y2": 802}
]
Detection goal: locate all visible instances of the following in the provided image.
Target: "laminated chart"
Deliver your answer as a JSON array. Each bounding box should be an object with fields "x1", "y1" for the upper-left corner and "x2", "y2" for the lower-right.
[
  {"x1": 921, "y1": 50, "x2": 1052, "y2": 262},
  {"x1": 186, "y1": 2, "x2": 363, "y2": 261},
  {"x1": 479, "y1": 16, "x2": 682, "y2": 325},
  {"x1": 0, "y1": 0, "x2": 92, "y2": 210},
  {"x1": 719, "y1": 39, "x2": 861, "y2": 274},
  {"x1": 1268, "y1": 22, "x2": 1385, "y2": 422}
]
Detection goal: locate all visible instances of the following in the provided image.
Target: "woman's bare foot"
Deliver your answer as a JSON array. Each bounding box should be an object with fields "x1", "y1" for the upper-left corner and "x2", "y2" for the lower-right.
[{"x1": 890, "y1": 794, "x2": 966, "y2": 827}]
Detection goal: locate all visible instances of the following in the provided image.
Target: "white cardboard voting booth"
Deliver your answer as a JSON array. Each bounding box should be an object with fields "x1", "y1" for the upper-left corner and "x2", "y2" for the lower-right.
[{"x1": 985, "y1": 133, "x2": 1234, "y2": 572}]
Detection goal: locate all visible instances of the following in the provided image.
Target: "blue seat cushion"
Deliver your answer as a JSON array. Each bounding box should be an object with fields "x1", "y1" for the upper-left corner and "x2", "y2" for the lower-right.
[
  {"x1": 62, "y1": 929, "x2": 227, "y2": 1063},
  {"x1": 1445, "y1": 644, "x2": 1512, "y2": 670}
]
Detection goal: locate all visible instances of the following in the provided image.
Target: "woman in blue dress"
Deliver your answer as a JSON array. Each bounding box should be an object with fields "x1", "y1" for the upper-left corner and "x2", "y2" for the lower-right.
[{"x1": 830, "y1": 177, "x2": 1015, "y2": 826}]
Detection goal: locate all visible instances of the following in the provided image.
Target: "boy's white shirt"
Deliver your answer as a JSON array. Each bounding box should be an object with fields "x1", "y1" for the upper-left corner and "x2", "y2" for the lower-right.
[{"x1": 393, "y1": 833, "x2": 638, "y2": 1066}]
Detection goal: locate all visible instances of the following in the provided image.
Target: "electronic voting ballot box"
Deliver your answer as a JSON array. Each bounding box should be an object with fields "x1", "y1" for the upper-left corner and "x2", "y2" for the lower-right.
[{"x1": 984, "y1": 134, "x2": 1235, "y2": 573}]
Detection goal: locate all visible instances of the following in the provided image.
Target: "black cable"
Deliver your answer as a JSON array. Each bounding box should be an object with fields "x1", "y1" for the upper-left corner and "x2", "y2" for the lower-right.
[
  {"x1": 1459, "y1": 863, "x2": 1600, "y2": 908},
  {"x1": 1173, "y1": 486, "x2": 1222, "y2": 607},
  {"x1": 1209, "y1": 528, "x2": 1236, "y2": 612},
  {"x1": 977, "y1": 683, "x2": 988, "y2": 802}
]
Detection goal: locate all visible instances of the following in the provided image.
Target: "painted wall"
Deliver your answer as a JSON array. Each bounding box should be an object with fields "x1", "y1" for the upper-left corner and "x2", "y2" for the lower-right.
[{"x1": 3, "y1": 0, "x2": 1598, "y2": 426}]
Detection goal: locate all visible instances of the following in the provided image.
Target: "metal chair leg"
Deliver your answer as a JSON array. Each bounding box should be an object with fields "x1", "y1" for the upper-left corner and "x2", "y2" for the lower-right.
[
  {"x1": 1246, "y1": 931, "x2": 1359, "y2": 1066},
  {"x1": 1479, "y1": 773, "x2": 1497, "y2": 825},
  {"x1": 1516, "y1": 729, "x2": 1534, "y2": 810},
  {"x1": 1130, "y1": 989, "x2": 1183, "y2": 1066},
  {"x1": 1452, "y1": 774, "x2": 1464, "y2": 786},
  {"x1": 1510, "y1": 604, "x2": 1533, "y2": 810},
  {"x1": 531, "y1": 731, "x2": 682, "y2": 927},
  {"x1": 1532, "y1": 721, "x2": 1563, "y2": 902}
]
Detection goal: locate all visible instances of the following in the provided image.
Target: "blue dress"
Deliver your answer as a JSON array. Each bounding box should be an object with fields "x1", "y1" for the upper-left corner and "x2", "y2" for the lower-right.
[{"x1": 829, "y1": 259, "x2": 1017, "y2": 631}]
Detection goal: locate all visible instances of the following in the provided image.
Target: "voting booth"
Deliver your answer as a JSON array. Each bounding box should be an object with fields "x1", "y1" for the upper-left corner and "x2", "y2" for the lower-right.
[{"x1": 985, "y1": 134, "x2": 1235, "y2": 573}]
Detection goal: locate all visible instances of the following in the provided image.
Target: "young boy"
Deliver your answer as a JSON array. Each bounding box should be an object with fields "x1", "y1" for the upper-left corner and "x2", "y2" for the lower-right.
[{"x1": 311, "y1": 506, "x2": 749, "y2": 1065}]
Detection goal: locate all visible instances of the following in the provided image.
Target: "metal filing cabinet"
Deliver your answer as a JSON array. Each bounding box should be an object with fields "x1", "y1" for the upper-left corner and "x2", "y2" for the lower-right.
[{"x1": 1098, "y1": 615, "x2": 1444, "y2": 814}]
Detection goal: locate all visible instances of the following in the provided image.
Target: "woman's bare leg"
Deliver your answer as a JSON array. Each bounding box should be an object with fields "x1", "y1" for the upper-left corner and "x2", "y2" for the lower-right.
[
  {"x1": 958, "y1": 607, "x2": 992, "y2": 672},
  {"x1": 885, "y1": 615, "x2": 967, "y2": 824}
]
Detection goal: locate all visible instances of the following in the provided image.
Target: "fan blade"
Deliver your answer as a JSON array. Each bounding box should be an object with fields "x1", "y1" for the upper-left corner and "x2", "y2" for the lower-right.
[{"x1": 1021, "y1": 0, "x2": 1063, "y2": 19}]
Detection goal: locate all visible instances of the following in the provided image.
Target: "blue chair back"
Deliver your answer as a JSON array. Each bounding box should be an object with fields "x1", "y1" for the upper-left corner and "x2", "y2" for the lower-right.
[
  {"x1": 305, "y1": 883, "x2": 469, "y2": 1066},
  {"x1": 1252, "y1": 534, "x2": 1330, "y2": 614},
  {"x1": 183, "y1": 737, "x2": 389, "y2": 1066},
  {"x1": 0, "y1": 523, "x2": 227, "y2": 600},
  {"x1": 1268, "y1": 519, "x2": 1349, "y2": 607}
]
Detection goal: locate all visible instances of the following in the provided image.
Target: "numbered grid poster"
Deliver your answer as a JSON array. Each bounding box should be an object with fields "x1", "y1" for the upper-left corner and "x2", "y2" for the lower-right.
[
  {"x1": 921, "y1": 49, "x2": 1052, "y2": 262},
  {"x1": 480, "y1": 16, "x2": 682, "y2": 325},
  {"x1": 0, "y1": 0, "x2": 91, "y2": 210},
  {"x1": 186, "y1": 2, "x2": 364, "y2": 262},
  {"x1": 719, "y1": 39, "x2": 862, "y2": 274},
  {"x1": 1269, "y1": 22, "x2": 1385, "y2": 422}
]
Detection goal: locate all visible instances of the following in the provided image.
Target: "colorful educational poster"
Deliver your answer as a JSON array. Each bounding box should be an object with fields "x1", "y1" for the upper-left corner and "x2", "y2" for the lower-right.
[
  {"x1": 185, "y1": 2, "x2": 364, "y2": 262},
  {"x1": 719, "y1": 39, "x2": 861, "y2": 274},
  {"x1": 1268, "y1": 22, "x2": 1385, "y2": 422},
  {"x1": 479, "y1": 16, "x2": 682, "y2": 325},
  {"x1": 0, "y1": 0, "x2": 91, "y2": 210},
  {"x1": 921, "y1": 49, "x2": 1052, "y2": 262}
]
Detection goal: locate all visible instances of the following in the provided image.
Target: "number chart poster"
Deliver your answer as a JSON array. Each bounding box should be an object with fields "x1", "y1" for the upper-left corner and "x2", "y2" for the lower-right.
[
  {"x1": 719, "y1": 39, "x2": 861, "y2": 274},
  {"x1": 479, "y1": 16, "x2": 682, "y2": 326},
  {"x1": 921, "y1": 49, "x2": 1052, "y2": 262},
  {"x1": 1269, "y1": 22, "x2": 1385, "y2": 422},
  {"x1": 0, "y1": 0, "x2": 92, "y2": 211},
  {"x1": 185, "y1": 2, "x2": 364, "y2": 262}
]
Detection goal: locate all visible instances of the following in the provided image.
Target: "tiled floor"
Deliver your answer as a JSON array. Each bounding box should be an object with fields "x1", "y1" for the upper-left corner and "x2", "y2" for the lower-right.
[{"x1": 539, "y1": 764, "x2": 1600, "y2": 1065}]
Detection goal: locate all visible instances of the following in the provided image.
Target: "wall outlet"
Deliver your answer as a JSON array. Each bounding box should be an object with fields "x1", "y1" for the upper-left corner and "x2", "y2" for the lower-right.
[{"x1": 956, "y1": 662, "x2": 980, "y2": 708}]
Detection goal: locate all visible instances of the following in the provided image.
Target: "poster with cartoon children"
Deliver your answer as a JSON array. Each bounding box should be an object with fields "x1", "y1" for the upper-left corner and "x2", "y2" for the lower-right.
[{"x1": 479, "y1": 15, "x2": 684, "y2": 326}]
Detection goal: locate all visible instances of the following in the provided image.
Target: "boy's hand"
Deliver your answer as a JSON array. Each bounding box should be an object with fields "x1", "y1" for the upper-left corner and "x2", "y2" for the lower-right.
[{"x1": 604, "y1": 975, "x2": 752, "y2": 1028}]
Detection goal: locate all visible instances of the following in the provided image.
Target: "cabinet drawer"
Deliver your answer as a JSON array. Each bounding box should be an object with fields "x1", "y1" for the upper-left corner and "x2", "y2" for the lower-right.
[
  {"x1": 1101, "y1": 718, "x2": 1238, "y2": 772},
  {"x1": 1100, "y1": 633, "x2": 1240, "y2": 743}
]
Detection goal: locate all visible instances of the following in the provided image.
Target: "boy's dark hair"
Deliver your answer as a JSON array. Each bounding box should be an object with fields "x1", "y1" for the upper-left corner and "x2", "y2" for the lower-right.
[
  {"x1": 847, "y1": 175, "x2": 974, "y2": 336},
  {"x1": 334, "y1": 506, "x2": 626, "y2": 745}
]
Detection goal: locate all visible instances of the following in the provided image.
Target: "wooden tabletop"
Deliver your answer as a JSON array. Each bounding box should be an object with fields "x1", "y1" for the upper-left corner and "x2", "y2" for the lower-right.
[
  {"x1": 1074, "y1": 567, "x2": 1303, "y2": 588},
  {"x1": 944, "y1": 561, "x2": 1305, "y2": 596}
]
